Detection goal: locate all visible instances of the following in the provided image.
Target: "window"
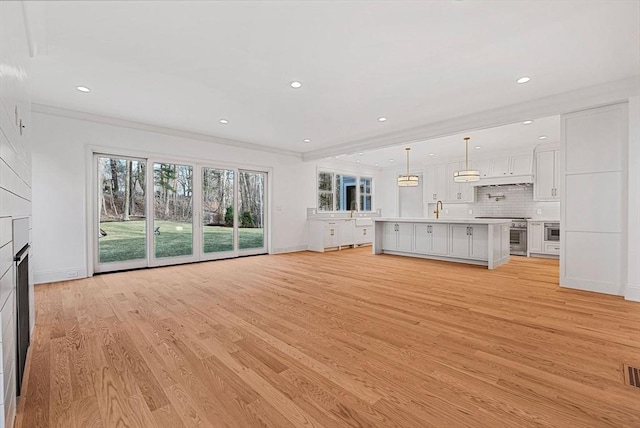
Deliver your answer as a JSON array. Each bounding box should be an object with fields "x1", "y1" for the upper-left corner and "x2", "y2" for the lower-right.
[{"x1": 317, "y1": 171, "x2": 373, "y2": 211}]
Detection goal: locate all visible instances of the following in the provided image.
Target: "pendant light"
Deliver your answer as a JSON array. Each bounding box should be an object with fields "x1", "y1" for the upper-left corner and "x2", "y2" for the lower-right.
[
  {"x1": 398, "y1": 147, "x2": 419, "y2": 187},
  {"x1": 453, "y1": 137, "x2": 480, "y2": 182}
]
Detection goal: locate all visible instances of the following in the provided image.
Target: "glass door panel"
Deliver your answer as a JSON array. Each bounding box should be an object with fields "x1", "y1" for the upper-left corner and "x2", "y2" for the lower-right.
[
  {"x1": 238, "y1": 170, "x2": 266, "y2": 252},
  {"x1": 153, "y1": 163, "x2": 194, "y2": 259},
  {"x1": 96, "y1": 155, "x2": 147, "y2": 271},
  {"x1": 202, "y1": 168, "x2": 235, "y2": 254}
]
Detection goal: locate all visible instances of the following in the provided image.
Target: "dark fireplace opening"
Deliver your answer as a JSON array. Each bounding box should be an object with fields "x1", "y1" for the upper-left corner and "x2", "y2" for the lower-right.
[{"x1": 14, "y1": 244, "x2": 30, "y2": 397}]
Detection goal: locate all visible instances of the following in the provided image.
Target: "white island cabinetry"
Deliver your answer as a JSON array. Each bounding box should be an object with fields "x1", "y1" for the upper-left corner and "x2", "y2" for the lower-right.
[
  {"x1": 373, "y1": 218, "x2": 510, "y2": 269},
  {"x1": 308, "y1": 218, "x2": 374, "y2": 252}
]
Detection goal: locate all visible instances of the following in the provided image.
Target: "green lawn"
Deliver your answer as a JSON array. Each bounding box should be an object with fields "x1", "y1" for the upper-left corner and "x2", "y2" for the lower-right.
[{"x1": 99, "y1": 220, "x2": 264, "y2": 264}]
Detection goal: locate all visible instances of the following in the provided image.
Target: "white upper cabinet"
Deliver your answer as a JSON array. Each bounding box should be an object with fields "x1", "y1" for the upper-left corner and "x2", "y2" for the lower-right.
[
  {"x1": 474, "y1": 158, "x2": 491, "y2": 178},
  {"x1": 425, "y1": 164, "x2": 447, "y2": 202},
  {"x1": 534, "y1": 149, "x2": 559, "y2": 201},
  {"x1": 509, "y1": 154, "x2": 533, "y2": 176},
  {"x1": 489, "y1": 157, "x2": 510, "y2": 176}
]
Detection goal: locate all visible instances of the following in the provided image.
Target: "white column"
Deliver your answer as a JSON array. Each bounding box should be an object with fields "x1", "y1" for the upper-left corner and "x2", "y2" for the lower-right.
[{"x1": 625, "y1": 95, "x2": 640, "y2": 301}]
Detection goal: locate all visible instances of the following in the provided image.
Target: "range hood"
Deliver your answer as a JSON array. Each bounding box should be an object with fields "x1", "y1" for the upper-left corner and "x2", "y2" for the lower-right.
[{"x1": 471, "y1": 174, "x2": 533, "y2": 187}]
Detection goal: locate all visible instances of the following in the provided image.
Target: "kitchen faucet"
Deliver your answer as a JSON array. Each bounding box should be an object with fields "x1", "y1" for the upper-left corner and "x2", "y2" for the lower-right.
[{"x1": 434, "y1": 200, "x2": 443, "y2": 219}]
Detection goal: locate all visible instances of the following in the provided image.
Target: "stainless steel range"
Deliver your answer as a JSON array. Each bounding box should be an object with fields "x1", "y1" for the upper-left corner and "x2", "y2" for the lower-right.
[{"x1": 475, "y1": 217, "x2": 531, "y2": 256}]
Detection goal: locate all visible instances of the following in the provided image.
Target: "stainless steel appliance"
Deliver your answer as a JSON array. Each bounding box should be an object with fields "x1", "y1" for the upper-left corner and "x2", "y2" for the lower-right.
[
  {"x1": 475, "y1": 216, "x2": 531, "y2": 256},
  {"x1": 13, "y1": 218, "x2": 30, "y2": 396},
  {"x1": 545, "y1": 223, "x2": 560, "y2": 241}
]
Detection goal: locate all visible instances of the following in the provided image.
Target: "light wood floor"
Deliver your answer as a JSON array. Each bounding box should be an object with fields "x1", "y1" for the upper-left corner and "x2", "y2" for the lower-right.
[{"x1": 15, "y1": 248, "x2": 640, "y2": 427}]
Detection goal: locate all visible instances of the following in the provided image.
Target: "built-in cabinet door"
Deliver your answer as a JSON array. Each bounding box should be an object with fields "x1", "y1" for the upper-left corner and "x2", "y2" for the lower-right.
[
  {"x1": 553, "y1": 150, "x2": 560, "y2": 198},
  {"x1": 528, "y1": 222, "x2": 543, "y2": 253},
  {"x1": 474, "y1": 158, "x2": 491, "y2": 178},
  {"x1": 430, "y1": 223, "x2": 449, "y2": 255},
  {"x1": 426, "y1": 164, "x2": 447, "y2": 202},
  {"x1": 445, "y1": 162, "x2": 461, "y2": 202},
  {"x1": 449, "y1": 224, "x2": 470, "y2": 258},
  {"x1": 490, "y1": 157, "x2": 510, "y2": 176},
  {"x1": 535, "y1": 150, "x2": 556, "y2": 200},
  {"x1": 469, "y1": 225, "x2": 489, "y2": 260},
  {"x1": 414, "y1": 224, "x2": 429, "y2": 253},
  {"x1": 510, "y1": 154, "x2": 532, "y2": 175},
  {"x1": 397, "y1": 223, "x2": 413, "y2": 252},
  {"x1": 339, "y1": 220, "x2": 354, "y2": 246},
  {"x1": 383, "y1": 223, "x2": 397, "y2": 250},
  {"x1": 323, "y1": 227, "x2": 339, "y2": 248}
]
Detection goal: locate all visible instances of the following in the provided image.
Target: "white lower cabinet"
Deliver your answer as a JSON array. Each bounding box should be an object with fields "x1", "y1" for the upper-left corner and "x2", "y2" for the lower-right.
[
  {"x1": 383, "y1": 222, "x2": 413, "y2": 252},
  {"x1": 449, "y1": 224, "x2": 489, "y2": 261},
  {"x1": 414, "y1": 223, "x2": 448, "y2": 255},
  {"x1": 308, "y1": 219, "x2": 374, "y2": 252},
  {"x1": 527, "y1": 221, "x2": 560, "y2": 257}
]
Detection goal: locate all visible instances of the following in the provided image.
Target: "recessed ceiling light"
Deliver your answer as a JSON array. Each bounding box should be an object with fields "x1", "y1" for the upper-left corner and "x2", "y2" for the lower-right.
[
  {"x1": 389, "y1": 159, "x2": 395, "y2": 162},
  {"x1": 516, "y1": 76, "x2": 531, "y2": 84},
  {"x1": 303, "y1": 139, "x2": 311, "y2": 143},
  {"x1": 428, "y1": 153, "x2": 435, "y2": 156},
  {"x1": 290, "y1": 81, "x2": 302, "y2": 89},
  {"x1": 375, "y1": 163, "x2": 379, "y2": 166},
  {"x1": 522, "y1": 120, "x2": 534, "y2": 125},
  {"x1": 76, "y1": 86, "x2": 91, "y2": 92},
  {"x1": 538, "y1": 135, "x2": 548, "y2": 140},
  {"x1": 377, "y1": 117, "x2": 387, "y2": 122},
  {"x1": 358, "y1": 152, "x2": 363, "y2": 155},
  {"x1": 475, "y1": 146, "x2": 482, "y2": 149},
  {"x1": 219, "y1": 119, "x2": 229, "y2": 124},
  {"x1": 356, "y1": 160, "x2": 361, "y2": 163}
]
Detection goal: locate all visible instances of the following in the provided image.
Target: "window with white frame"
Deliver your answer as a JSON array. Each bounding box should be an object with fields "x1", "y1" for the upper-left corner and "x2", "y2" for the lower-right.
[{"x1": 317, "y1": 171, "x2": 373, "y2": 211}]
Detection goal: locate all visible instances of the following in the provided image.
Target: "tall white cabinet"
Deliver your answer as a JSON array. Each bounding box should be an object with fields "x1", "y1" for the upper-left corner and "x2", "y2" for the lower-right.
[
  {"x1": 0, "y1": 2, "x2": 33, "y2": 426},
  {"x1": 561, "y1": 103, "x2": 627, "y2": 296},
  {"x1": 534, "y1": 149, "x2": 560, "y2": 201}
]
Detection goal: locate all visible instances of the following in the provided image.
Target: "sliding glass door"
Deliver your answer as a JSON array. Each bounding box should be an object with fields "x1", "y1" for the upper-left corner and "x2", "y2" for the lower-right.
[
  {"x1": 202, "y1": 167, "x2": 235, "y2": 258},
  {"x1": 238, "y1": 170, "x2": 266, "y2": 255},
  {"x1": 95, "y1": 155, "x2": 148, "y2": 273},
  {"x1": 95, "y1": 156, "x2": 267, "y2": 273}
]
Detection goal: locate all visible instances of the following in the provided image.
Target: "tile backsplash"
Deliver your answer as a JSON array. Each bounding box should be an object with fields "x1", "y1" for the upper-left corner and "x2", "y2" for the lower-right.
[{"x1": 427, "y1": 184, "x2": 560, "y2": 219}]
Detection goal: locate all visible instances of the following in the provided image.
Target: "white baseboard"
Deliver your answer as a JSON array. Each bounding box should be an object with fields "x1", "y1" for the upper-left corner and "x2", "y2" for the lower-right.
[
  {"x1": 560, "y1": 277, "x2": 624, "y2": 296},
  {"x1": 271, "y1": 245, "x2": 309, "y2": 255},
  {"x1": 34, "y1": 267, "x2": 87, "y2": 284},
  {"x1": 625, "y1": 284, "x2": 640, "y2": 302}
]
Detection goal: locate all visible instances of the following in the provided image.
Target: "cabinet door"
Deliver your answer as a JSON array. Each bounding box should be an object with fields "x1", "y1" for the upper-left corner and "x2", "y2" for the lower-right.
[
  {"x1": 339, "y1": 220, "x2": 354, "y2": 246},
  {"x1": 397, "y1": 223, "x2": 413, "y2": 252},
  {"x1": 414, "y1": 224, "x2": 430, "y2": 253},
  {"x1": 433, "y1": 164, "x2": 447, "y2": 201},
  {"x1": 469, "y1": 225, "x2": 489, "y2": 260},
  {"x1": 449, "y1": 224, "x2": 470, "y2": 258},
  {"x1": 425, "y1": 166, "x2": 437, "y2": 202},
  {"x1": 535, "y1": 150, "x2": 555, "y2": 200},
  {"x1": 510, "y1": 154, "x2": 532, "y2": 175},
  {"x1": 459, "y1": 180, "x2": 474, "y2": 203},
  {"x1": 490, "y1": 157, "x2": 510, "y2": 177},
  {"x1": 382, "y1": 223, "x2": 397, "y2": 250},
  {"x1": 430, "y1": 223, "x2": 449, "y2": 255},
  {"x1": 323, "y1": 227, "x2": 338, "y2": 248},
  {"x1": 528, "y1": 222, "x2": 543, "y2": 253},
  {"x1": 474, "y1": 158, "x2": 491, "y2": 178},
  {"x1": 445, "y1": 162, "x2": 461, "y2": 202}
]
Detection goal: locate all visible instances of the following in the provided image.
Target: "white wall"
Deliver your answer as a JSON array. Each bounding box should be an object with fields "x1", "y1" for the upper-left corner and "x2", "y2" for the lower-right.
[
  {"x1": 31, "y1": 111, "x2": 382, "y2": 283},
  {"x1": 0, "y1": 1, "x2": 32, "y2": 425}
]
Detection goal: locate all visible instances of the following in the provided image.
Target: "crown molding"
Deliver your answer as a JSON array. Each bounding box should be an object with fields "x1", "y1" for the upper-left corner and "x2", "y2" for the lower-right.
[
  {"x1": 302, "y1": 76, "x2": 640, "y2": 162},
  {"x1": 32, "y1": 104, "x2": 303, "y2": 159}
]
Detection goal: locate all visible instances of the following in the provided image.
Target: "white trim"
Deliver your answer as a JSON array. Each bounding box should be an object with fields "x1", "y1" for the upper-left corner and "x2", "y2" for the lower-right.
[
  {"x1": 33, "y1": 104, "x2": 302, "y2": 159},
  {"x1": 34, "y1": 268, "x2": 88, "y2": 284},
  {"x1": 303, "y1": 76, "x2": 640, "y2": 161},
  {"x1": 625, "y1": 284, "x2": 640, "y2": 302}
]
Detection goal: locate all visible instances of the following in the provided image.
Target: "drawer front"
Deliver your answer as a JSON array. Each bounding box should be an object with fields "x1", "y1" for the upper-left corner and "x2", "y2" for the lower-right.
[{"x1": 544, "y1": 242, "x2": 560, "y2": 254}]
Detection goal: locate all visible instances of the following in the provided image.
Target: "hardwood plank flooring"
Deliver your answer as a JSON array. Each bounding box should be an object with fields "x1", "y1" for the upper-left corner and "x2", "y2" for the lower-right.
[{"x1": 15, "y1": 248, "x2": 640, "y2": 427}]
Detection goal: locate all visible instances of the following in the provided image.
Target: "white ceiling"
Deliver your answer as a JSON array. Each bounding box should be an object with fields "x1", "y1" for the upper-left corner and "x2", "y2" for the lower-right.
[
  {"x1": 336, "y1": 115, "x2": 560, "y2": 168},
  {"x1": 30, "y1": 1, "x2": 639, "y2": 155}
]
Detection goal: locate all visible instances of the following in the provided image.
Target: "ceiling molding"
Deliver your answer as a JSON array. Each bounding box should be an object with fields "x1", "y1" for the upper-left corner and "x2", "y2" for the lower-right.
[
  {"x1": 32, "y1": 104, "x2": 303, "y2": 159},
  {"x1": 302, "y1": 76, "x2": 640, "y2": 162}
]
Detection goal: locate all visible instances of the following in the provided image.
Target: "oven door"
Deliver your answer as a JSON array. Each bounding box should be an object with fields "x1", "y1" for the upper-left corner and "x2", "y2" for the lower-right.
[
  {"x1": 510, "y1": 228, "x2": 527, "y2": 255},
  {"x1": 545, "y1": 223, "x2": 560, "y2": 241}
]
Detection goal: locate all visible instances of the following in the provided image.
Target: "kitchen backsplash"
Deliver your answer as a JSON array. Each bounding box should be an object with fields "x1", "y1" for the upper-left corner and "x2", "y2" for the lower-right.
[{"x1": 427, "y1": 184, "x2": 560, "y2": 219}]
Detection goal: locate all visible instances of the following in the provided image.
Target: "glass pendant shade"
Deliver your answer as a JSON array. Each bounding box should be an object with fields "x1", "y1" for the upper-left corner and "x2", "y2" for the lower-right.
[
  {"x1": 398, "y1": 147, "x2": 419, "y2": 187},
  {"x1": 453, "y1": 137, "x2": 480, "y2": 182}
]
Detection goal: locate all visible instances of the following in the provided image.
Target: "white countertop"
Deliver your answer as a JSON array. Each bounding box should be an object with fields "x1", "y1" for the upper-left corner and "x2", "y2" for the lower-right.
[
  {"x1": 527, "y1": 219, "x2": 560, "y2": 222},
  {"x1": 375, "y1": 218, "x2": 511, "y2": 225}
]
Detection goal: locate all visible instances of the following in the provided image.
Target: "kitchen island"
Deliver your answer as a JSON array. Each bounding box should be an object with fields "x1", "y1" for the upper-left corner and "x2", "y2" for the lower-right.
[{"x1": 373, "y1": 218, "x2": 510, "y2": 269}]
